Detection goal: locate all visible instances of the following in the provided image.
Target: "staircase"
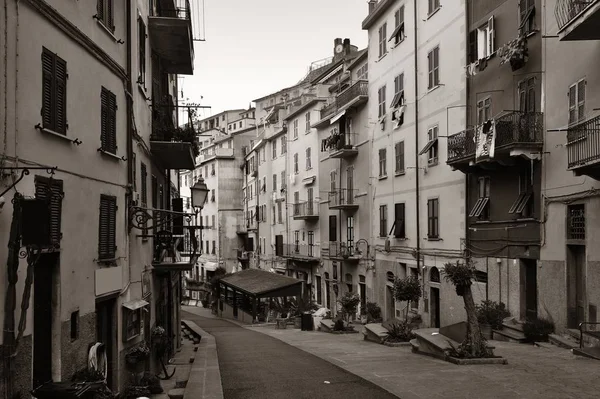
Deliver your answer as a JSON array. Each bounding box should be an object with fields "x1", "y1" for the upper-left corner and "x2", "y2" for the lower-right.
[
  {"x1": 492, "y1": 318, "x2": 527, "y2": 343},
  {"x1": 569, "y1": 323, "x2": 600, "y2": 361}
]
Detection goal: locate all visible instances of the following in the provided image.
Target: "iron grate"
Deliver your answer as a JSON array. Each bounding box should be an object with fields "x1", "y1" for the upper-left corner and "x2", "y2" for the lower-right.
[{"x1": 567, "y1": 204, "x2": 586, "y2": 240}]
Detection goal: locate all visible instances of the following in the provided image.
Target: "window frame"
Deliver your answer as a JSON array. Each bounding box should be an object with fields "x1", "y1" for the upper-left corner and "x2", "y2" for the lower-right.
[
  {"x1": 392, "y1": 6, "x2": 406, "y2": 45},
  {"x1": 469, "y1": 176, "x2": 490, "y2": 219},
  {"x1": 477, "y1": 97, "x2": 492, "y2": 125},
  {"x1": 427, "y1": 126, "x2": 439, "y2": 165},
  {"x1": 306, "y1": 147, "x2": 312, "y2": 170},
  {"x1": 378, "y1": 22, "x2": 388, "y2": 58},
  {"x1": 293, "y1": 153, "x2": 299, "y2": 174},
  {"x1": 96, "y1": 0, "x2": 115, "y2": 33},
  {"x1": 395, "y1": 141, "x2": 405, "y2": 175},
  {"x1": 98, "y1": 194, "x2": 118, "y2": 260},
  {"x1": 428, "y1": 0, "x2": 440, "y2": 16},
  {"x1": 41, "y1": 48, "x2": 68, "y2": 135},
  {"x1": 100, "y1": 87, "x2": 118, "y2": 154},
  {"x1": 305, "y1": 112, "x2": 311, "y2": 133},
  {"x1": 379, "y1": 148, "x2": 387, "y2": 177},
  {"x1": 427, "y1": 198, "x2": 440, "y2": 239},
  {"x1": 427, "y1": 46, "x2": 440, "y2": 89},
  {"x1": 568, "y1": 79, "x2": 586, "y2": 125},
  {"x1": 137, "y1": 16, "x2": 146, "y2": 86},
  {"x1": 394, "y1": 202, "x2": 406, "y2": 238},
  {"x1": 379, "y1": 204, "x2": 388, "y2": 237},
  {"x1": 378, "y1": 85, "x2": 387, "y2": 119}
]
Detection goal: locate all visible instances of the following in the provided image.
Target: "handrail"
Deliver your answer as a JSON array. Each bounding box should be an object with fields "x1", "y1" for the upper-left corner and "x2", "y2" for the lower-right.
[
  {"x1": 555, "y1": 0, "x2": 595, "y2": 30},
  {"x1": 578, "y1": 321, "x2": 600, "y2": 348}
]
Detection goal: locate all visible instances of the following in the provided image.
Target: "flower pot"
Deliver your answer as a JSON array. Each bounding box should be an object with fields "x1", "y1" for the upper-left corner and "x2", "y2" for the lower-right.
[{"x1": 480, "y1": 323, "x2": 493, "y2": 340}]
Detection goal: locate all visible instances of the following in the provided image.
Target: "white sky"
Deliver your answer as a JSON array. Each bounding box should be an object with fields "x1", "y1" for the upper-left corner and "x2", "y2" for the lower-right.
[{"x1": 180, "y1": 0, "x2": 369, "y2": 119}]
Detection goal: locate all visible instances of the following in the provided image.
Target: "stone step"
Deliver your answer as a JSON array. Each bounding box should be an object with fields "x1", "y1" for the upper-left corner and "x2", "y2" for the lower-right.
[
  {"x1": 501, "y1": 319, "x2": 525, "y2": 334},
  {"x1": 493, "y1": 328, "x2": 527, "y2": 343},
  {"x1": 573, "y1": 347, "x2": 600, "y2": 361},
  {"x1": 549, "y1": 333, "x2": 579, "y2": 350},
  {"x1": 167, "y1": 388, "x2": 185, "y2": 399}
]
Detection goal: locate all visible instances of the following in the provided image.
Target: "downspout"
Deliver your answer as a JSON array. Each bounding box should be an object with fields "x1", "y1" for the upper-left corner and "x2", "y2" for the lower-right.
[
  {"x1": 413, "y1": 0, "x2": 421, "y2": 275},
  {"x1": 125, "y1": 0, "x2": 133, "y2": 290}
]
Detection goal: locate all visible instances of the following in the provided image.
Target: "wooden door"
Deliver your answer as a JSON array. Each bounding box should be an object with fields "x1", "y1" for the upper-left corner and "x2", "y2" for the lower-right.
[{"x1": 33, "y1": 254, "x2": 55, "y2": 388}]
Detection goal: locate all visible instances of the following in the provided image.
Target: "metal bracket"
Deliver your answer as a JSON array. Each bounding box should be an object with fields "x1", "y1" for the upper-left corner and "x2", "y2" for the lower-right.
[{"x1": 0, "y1": 166, "x2": 58, "y2": 198}]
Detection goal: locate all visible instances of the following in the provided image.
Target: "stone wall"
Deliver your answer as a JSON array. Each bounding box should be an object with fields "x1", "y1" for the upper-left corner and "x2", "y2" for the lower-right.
[
  {"x1": 61, "y1": 311, "x2": 96, "y2": 381},
  {"x1": 0, "y1": 335, "x2": 32, "y2": 399}
]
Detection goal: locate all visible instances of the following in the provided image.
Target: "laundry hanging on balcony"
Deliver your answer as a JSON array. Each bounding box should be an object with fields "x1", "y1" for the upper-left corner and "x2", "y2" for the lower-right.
[
  {"x1": 475, "y1": 119, "x2": 496, "y2": 163},
  {"x1": 498, "y1": 34, "x2": 528, "y2": 72}
]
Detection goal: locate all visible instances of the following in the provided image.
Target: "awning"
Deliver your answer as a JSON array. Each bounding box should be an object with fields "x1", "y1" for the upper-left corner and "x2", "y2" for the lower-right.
[
  {"x1": 219, "y1": 268, "x2": 303, "y2": 298},
  {"x1": 390, "y1": 91, "x2": 404, "y2": 109},
  {"x1": 419, "y1": 138, "x2": 438, "y2": 155},
  {"x1": 203, "y1": 261, "x2": 218, "y2": 272},
  {"x1": 388, "y1": 22, "x2": 405, "y2": 42},
  {"x1": 122, "y1": 299, "x2": 149, "y2": 311},
  {"x1": 330, "y1": 109, "x2": 346, "y2": 124}
]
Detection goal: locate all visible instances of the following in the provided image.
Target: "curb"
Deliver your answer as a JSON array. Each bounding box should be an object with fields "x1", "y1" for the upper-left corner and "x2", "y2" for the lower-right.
[{"x1": 181, "y1": 320, "x2": 224, "y2": 399}]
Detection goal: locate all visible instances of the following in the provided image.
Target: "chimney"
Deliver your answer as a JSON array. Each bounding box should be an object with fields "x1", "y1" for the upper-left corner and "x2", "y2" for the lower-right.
[
  {"x1": 368, "y1": 0, "x2": 377, "y2": 13},
  {"x1": 343, "y1": 38, "x2": 351, "y2": 55}
]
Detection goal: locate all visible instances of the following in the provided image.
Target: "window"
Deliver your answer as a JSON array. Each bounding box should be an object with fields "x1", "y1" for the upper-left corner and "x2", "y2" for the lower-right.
[
  {"x1": 100, "y1": 87, "x2": 117, "y2": 154},
  {"x1": 378, "y1": 148, "x2": 387, "y2": 177},
  {"x1": 329, "y1": 215, "x2": 337, "y2": 241},
  {"x1": 277, "y1": 201, "x2": 283, "y2": 223},
  {"x1": 391, "y1": 6, "x2": 405, "y2": 45},
  {"x1": 476, "y1": 17, "x2": 495, "y2": 59},
  {"x1": 137, "y1": 17, "x2": 146, "y2": 85},
  {"x1": 96, "y1": 0, "x2": 115, "y2": 32},
  {"x1": 70, "y1": 310, "x2": 79, "y2": 341},
  {"x1": 293, "y1": 119, "x2": 299, "y2": 138},
  {"x1": 294, "y1": 192, "x2": 300, "y2": 215},
  {"x1": 419, "y1": 126, "x2": 439, "y2": 165},
  {"x1": 272, "y1": 141, "x2": 277, "y2": 159},
  {"x1": 509, "y1": 167, "x2": 533, "y2": 216},
  {"x1": 379, "y1": 205, "x2": 388, "y2": 237},
  {"x1": 98, "y1": 195, "x2": 117, "y2": 260},
  {"x1": 35, "y1": 176, "x2": 63, "y2": 247},
  {"x1": 211, "y1": 189, "x2": 215, "y2": 201},
  {"x1": 378, "y1": 23, "x2": 387, "y2": 58},
  {"x1": 211, "y1": 215, "x2": 215, "y2": 228},
  {"x1": 378, "y1": 86, "x2": 386, "y2": 118},
  {"x1": 306, "y1": 147, "x2": 312, "y2": 169},
  {"x1": 519, "y1": 0, "x2": 535, "y2": 35},
  {"x1": 470, "y1": 177, "x2": 490, "y2": 219},
  {"x1": 567, "y1": 204, "x2": 585, "y2": 240},
  {"x1": 427, "y1": 47, "x2": 440, "y2": 89},
  {"x1": 281, "y1": 135, "x2": 287, "y2": 154},
  {"x1": 275, "y1": 235, "x2": 284, "y2": 256},
  {"x1": 427, "y1": 198, "x2": 439, "y2": 239},
  {"x1": 308, "y1": 231, "x2": 315, "y2": 256},
  {"x1": 41, "y1": 48, "x2": 67, "y2": 135},
  {"x1": 294, "y1": 231, "x2": 300, "y2": 252},
  {"x1": 519, "y1": 77, "x2": 536, "y2": 114},
  {"x1": 212, "y1": 240, "x2": 216, "y2": 255},
  {"x1": 428, "y1": 0, "x2": 440, "y2": 15},
  {"x1": 305, "y1": 112, "x2": 311, "y2": 132},
  {"x1": 281, "y1": 170, "x2": 286, "y2": 191},
  {"x1": 123, "y1": 307, "x2": 141, "y2": 341},
  {"x1": 568, "y1": 79, "x2": 585, "y2": 125},
  {"x1": 330, "y1": 170, "x2": 337, "y2": 192},
  {"x1": 293, "y1": 153, "x2": 299, "y2": 174},
  {"x1": 394, "y1": 203, "x2": 406, "y2": 238},
  {"x1": 140, "y1": 163, "x2": 147, "y2": 205},
  {"x1": 357, "y1": 63, "x2": 368, "y2": 80},
  {"x1": 477, "y1": 98, "x2": 491, "y2": 125},
  {"x1": 272, "y1": 174, "x2": 277, "y2": 192},
  {"x1": 395, "y1": 141, "x2": 405, "y2": 174}
]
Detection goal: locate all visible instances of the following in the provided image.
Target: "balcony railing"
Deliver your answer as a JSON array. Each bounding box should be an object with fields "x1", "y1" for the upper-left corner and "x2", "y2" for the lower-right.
[
  {"x1": 152, "y1": 225, "x2": 199, "y2": 271},
  {"x1": 447, "y1": 111, "x2": 543, "y2": 166},
  {"x1": 567, "y1": 114, "x2": 600, "y2": 174},
  {"x1": 293, "y1": 201, "x2": 318, "y2": 220},
  {"x1": 320, "y1": 102, "x2": 337, "y2": 120},
  {"x1": 336, "y1": 80, "x2": 368, "y2": 111},
  {"x1": 555, "y1": 0, "x2": 600, "y2": 40},
  {"x1": 328, "y1": 188, "x2": 358, "y2": 209},
  {"x1": 198, "y1": 147, "x2": 235, "y2": 163},
  {"x1": 284, "y1": 243, "x2": 319, "y2": 260},
  {"x1": 328, "y1": 241, "x2": 359, "y2": 260},
  {"x1": 325, "y1": 132, "x2": 359, "y2": 158},
  {"x1": 150, "y1": 110, "x2": 197, "y2": 170}
]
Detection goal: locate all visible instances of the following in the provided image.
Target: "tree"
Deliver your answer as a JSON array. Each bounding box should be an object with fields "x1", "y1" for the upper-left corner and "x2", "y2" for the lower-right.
[
  {"x1": 442, "y1": 261, "x2": 492, "y2": 358},
  {"x1": 338, "y1": 292, "x2": 361, "y2": 322},
  {"x1": 392, "y1": 276, "x2": 422, "y2": 321}
]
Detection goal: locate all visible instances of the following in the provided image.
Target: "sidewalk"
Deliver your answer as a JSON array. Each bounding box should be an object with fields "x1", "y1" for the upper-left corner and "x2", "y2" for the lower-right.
[{"x1": 248, "y1": 325, "x2": 600, "y2": 399}]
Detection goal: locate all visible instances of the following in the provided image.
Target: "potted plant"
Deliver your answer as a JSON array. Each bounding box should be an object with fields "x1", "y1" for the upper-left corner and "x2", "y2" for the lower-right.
[
  {"x1": 151, "y1": 326, "x2": 168, "y2": 357},
  {"x1": 125, "y1": 342, "x2": 150, "y2": 372},
  {"x1": 365, "y1": 302, "x2": 382, "y2": 323},
  {"x1": 338, "y1": 292, "x2": 361, "y2": 323},
  {"x1": 392, "y1": 276, "x2": 422, "y2": 321},
  {"x1": 476, "y1": 300, "x2": 510, "y2": 339},
  {"x1": 384, "y1": 321, "x2": 416, "y2": 344}
]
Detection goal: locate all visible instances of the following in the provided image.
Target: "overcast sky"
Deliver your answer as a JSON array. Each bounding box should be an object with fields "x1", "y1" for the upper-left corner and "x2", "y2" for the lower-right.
[{"x1": 181, "y1": 0, "x2": 368, "y2": 119}]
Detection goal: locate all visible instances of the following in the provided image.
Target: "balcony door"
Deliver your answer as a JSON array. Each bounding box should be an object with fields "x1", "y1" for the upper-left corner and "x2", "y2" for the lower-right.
[
  {"x1": 346, "y1": 216, "x2": 354, "y2": 256},
  {"x1": 346, "y1": 167, "x2": 354, "y2": 205},
  {"x1": 518, "y1": 77, "x2": 536, "y2": 140}
]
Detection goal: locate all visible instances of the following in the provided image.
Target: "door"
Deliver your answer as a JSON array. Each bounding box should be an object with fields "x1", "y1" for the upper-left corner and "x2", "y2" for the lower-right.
[
  {"x1": 430, "y1": 287, "x2": 441, "y2": 328},
  {"x1": 567, "y1": 245, "x2": 586, "y2": 328},
  {"x1": 33, "y1": 254, "x2": 56, "y2": 388},
  {"x1": 95, "y1": 298, "x2": 117, "y2": 391},
  {"x1": 523, "y1": 259, "x2": 538, "y2": 320},
  {"x1": 386, "y1": 285, "x2": 395, "y2": 320},
  {"x1": 346, "y1": 167, "x2": 354, "y2": 205}
]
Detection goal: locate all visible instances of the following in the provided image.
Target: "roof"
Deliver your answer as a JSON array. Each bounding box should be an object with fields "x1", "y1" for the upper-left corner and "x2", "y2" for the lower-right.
[
  {"x1": 347, "y1": 48, "x2": 368, "y2": 70},
  {"x1": 219, "y1": 269, "x2": 303, "y2": 297},
  {"x1": 284, "y1": 98, "x2": 326, "y2": 121},
  {"x1": 362, "y1": 0, "x2": 395, "y2": 30}
]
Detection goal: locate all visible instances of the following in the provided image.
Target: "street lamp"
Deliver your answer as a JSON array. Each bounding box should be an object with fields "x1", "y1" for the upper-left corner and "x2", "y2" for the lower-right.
[{"x1": 190, "y1": 177, "x2": 209, "y2": 210}]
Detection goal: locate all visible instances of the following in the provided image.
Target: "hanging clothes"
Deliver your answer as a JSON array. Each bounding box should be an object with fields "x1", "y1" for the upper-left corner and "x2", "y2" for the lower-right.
[{"x1": 88, "y1": 342, "x2": 108, "y2": 382}]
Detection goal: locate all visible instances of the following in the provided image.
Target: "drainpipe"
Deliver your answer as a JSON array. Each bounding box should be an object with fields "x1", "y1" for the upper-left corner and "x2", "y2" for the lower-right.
[
  {"x1": 125, "y1": 0, "x2": 133, "y2": 292},
  {"x1": 413, "y1": 0, "x2": 421, "y2": 275}
]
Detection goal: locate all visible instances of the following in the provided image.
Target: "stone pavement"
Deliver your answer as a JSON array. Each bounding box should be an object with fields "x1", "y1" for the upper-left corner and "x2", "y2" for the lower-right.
[{"x1": 249, "y1": 325, "x2": 600, "y2": 399}]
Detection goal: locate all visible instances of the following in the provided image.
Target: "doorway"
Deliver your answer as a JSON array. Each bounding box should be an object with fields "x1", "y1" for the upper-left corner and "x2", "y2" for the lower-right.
[
  {"x1": 386, "y1": 285, "x2": 395, "y2": 320},
  {"x1": 96, "y1": 297, "x2": 117, "y2": 391},
  {"x1": 521, "y1": 259, "x2": 538, "y2": 321},
  {"x1": 430, "y1": 287, "x2": 440, "y2": 328},
  {"x1": 33, "y1": 254, "x2": 57, "y2": 388},
  {"x1": 567, "y1": 245, "x2": 586, "y2": 328}
]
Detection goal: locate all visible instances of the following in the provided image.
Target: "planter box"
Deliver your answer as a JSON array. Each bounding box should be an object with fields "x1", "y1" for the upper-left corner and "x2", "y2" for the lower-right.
[
  {"x1": 327, "y1": 329, "x2": 360, "y2": 335},
  {"x1": 446, "y1": 356, "x2": 508, "y2": 365},
  {"x1": 383, "y1": 341, "x2": 412, "y2": 347}
]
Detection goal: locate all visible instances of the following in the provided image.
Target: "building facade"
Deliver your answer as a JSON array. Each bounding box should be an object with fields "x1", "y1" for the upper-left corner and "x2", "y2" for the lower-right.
[{"x1": 0, "y1": 0, "x2": 198, "y2": 396}]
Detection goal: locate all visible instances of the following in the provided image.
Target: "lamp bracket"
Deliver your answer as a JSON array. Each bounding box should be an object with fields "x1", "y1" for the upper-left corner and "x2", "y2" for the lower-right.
[{"x1": 128, "y1": 206, "x2": 198, "y2": 231}]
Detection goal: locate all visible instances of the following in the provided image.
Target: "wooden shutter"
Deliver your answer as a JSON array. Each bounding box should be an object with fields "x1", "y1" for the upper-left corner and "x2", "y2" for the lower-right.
[
  {"x1": 41, "y1": 49, "x2": 54, "y2": 129},
  {"x1": 97, "y1": 0, "x2": 105, "y2": 24},
  {"x1": 275, "y1": 235, "x2": 283, "y2": 256},
  {"x1": 394, "y1": 203, "x2": 405, "y2": 238},
  {"x1": 329, "y1": 215, "x2": 337, "y2": 241},
  {"x1": 107, "y1": 0, "x2": 114, "y2": 31},
  {"x1": 99, "y1": 195, "x2": 117, "y2": 260},
  {"x1": 55, "y1": 56, "x2": 67, "y2": 134},
  {"x1": 577, "y1": 80, "x2": 585, "y2": 122},
  {"x1": 108, "y1": 90, "x2": 117, "y2": 153},
  {"x1": 468, "y1": 30, "x2": 477, "y2": 64},
  {"x1": 568, "y1": 84, "x2": 577, "y2": 125},
  {"x1": 140, "y1": 163, "x2": 147, "y2": 205},
  {"x1": 35, "y1": 177, "x2": 63, "y2": 247}
]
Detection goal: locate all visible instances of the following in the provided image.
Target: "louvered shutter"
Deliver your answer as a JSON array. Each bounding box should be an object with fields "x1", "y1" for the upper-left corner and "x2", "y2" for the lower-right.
[
  {"x1": 108, "y1": 197, "x2": 117, "y2": 256},
  {"x1": 35, "y1": 177, "x2": 63, "y2": 247},
  {"x1": 99, "y1": 195, "x2": 117, "y2": 259},
  {"x1": 577, "y1": 80, "x2": 585, "y2": 122},
  {"x1": 140, "y1": 163, "x2": 148, "y2": 206},
  {"x1": 54, "y1": 56, "x2": 67, "y2": 134},
  {"x1": 108, "y1": 90, "x2": 117, "y2": 153},
  {"x1": 97, "y1": 0, "x2": 105, "y2": 22},
  {"x1": 394, "y1": 203, "x2": 405, "y2": 238},
  {"x1": 101, "y1": 88, "x2": 109, "y2": 151},
  {"x1": 468, "y1": 30, "x2": 477, "y2": 64},
  {"x1": 107, "y1": 0, "x2": 114, "y2": 31},
  {"x1": 41, "y1": 50, "x2": 54, "y2": 129}
]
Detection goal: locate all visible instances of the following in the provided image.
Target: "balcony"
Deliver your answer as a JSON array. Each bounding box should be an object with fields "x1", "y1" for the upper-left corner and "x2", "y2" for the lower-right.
[
  {"x1": 567, "y1": 114, "x2": 600, "y2": 179},
  {"x1": 328, "y1": 189, "x2": 358, "y2": 211},
  {"x1": 198, "y1": 147, "x2": 235, "y2": 164},
  {"x1": 149, "y1": 0, "x2": 194, "y2": 74},
  {"x1": 447, "y1": 111, "x2": 543, "y2": 172},
  {"x1": 324, "y1": 132, "x2": 359, "y2": 159},
  {"x1": 152, "y1": 225, "x2": 200, "y2": 272},
  {"x1": 151, "y1": 110, "x2": 197, "y2": 170},
  {"x1": 246, "y1": 218, "x2": 257, "y2": 231},
  {"x1": 328, "y1": 242, "x2": 360, "y2": 262},
  {"x1": 555, "y1": 0, "x2": 600, "y2": 41},
  {"x1": 283, "y1": 243, "x2": 320, "y2": 262},
  {"x1": 292, "y1": 201, "x2": 319, "y2": 221},
  {"x1": 185, "y1": 276, "x2": 210, "y2": 292},
  {"x1": 314, "y1": 80, "x2": 369, "y2": 128}
]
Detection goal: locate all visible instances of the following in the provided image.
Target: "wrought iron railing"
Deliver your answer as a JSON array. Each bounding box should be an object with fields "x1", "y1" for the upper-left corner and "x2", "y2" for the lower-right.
[
  {"x1": 325, "y1": 132, "x2": 358, "y2": 152},
  {"x1": 447, "y1": 128, "x2": 476, "y2": 162},
  {"x1": 293, "y1": 201, "x2": 318, "y2": 218},
  {"x1": 320, "y1": 102, "x2": 337, "y2": 120},
  {"x1": 328, "y1": 241, "x2": 357, "y2": 258},
  {"x1": 153, "y1": 224, "x2": 199, "y2": 264},
  {"x1": 555, "y1": 0, "x2": 596, "y2": 30},
  {"x1": 157, "y1": 0, "x2": 192, "y2": 20},
  {"x1": 284, "y1": 243, "x2": 319, "y2": 258},
  {"x1": 328, "y1": 188, "x2": 358, "y2": 208},
  {"x1": 336, "y1": 80, "x2": 368, "y2": 110},
  {"x1": 566, "y1": 114, "x2": 600, "y2": 169}
]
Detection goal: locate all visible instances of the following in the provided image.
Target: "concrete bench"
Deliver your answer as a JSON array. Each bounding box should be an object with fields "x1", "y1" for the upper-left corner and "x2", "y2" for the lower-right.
[
  {"x1": 320, "y1": 319, "x2": 335, "y2": 332},
  {"x1": 363, "y1": 323, "x2": 389, "y2": 344}
]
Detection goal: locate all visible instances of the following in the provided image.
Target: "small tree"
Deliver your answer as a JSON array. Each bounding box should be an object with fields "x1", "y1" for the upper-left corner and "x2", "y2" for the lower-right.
[
  {"x1": 443, "y1": 261, "x2": 493, "y2": 358},
  {"x1": 338, "y1": 292, "x2": 361, "y2": 322},
  {"x1": 393, "y1": 276, "x2": 422, "y2": 321}
]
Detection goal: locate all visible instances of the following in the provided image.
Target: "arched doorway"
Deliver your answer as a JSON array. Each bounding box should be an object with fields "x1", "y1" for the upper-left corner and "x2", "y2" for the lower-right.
[{"x1": 429, "y1": 267, "x2": 441, "y2": 328}]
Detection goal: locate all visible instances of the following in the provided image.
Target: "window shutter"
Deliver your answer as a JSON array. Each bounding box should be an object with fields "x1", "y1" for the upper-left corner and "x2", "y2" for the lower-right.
[
  {"x1": 394, "y1": 203, "x2": 405, "y2": 238},
  {"x1": 107, "y1": 0, "x2": 114, "y2": 31},
  {"x1": 487, "y1": 16, "x2": 495, "y2": 55},
  {"x1": 101, "y1": 89, "x2": 108, "y2": 150},
  {"x1": 41, "y1": 49, "x2": 54, "y2": 129},
  {"x1": 35, "y1": 177, "x2": 63, "y2": 247},
  {"x1": 97, "y1": 0, "x2": 105, "y2": 23},
  {"x1": 99, "y1": 195, "x2": 117, "y2": 259},
  {"x1": 577, "y1": 80, "x2": 585, "y2": 122},
  {"x1": 140, "y1": 163, "x2": 147, "y2": 205},
  {"x1": 568, "y1": 84, "x2": 576, "y2": 125},
  {"x1": 55, "y1": 56, "x2": 67, "y2": 134},
  {"x1": 108, "y1": 90, "x2": 117, "y2": 153},
  {"x1": 468, "y1": 30, "x2": 477, "y2": 64},
  {"x1": 329, "y1": 215, "x2": 337, "y2": 241}
]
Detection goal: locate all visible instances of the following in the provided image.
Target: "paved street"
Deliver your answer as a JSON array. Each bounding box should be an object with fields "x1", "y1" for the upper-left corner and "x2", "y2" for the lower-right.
[
  {"x1": 250, "y1": 324, "x2": 600, "y2": 399},
  {"x1": 182, "y1": 308, "x2": 399, "y2": 399}
]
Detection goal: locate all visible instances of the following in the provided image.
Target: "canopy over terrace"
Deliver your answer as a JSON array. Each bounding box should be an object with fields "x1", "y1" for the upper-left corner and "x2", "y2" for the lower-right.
[{"x1": 218, "y1": 269, "x2": 304, "y2": 322}]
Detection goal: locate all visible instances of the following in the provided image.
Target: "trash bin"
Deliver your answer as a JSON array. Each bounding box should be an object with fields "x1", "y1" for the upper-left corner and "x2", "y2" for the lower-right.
[{"x1": 301, "y1": 313, "x2": 314, "y2": 331}]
